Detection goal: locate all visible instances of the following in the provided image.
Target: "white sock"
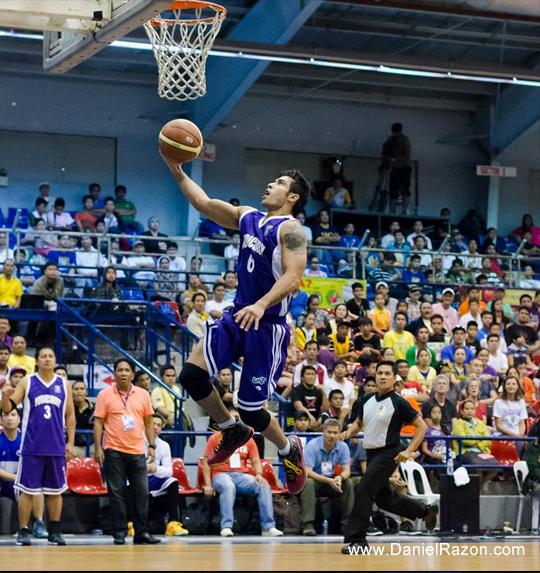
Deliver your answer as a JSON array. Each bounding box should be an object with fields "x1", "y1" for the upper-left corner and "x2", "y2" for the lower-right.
[
  {"x1": 278, "y1": 442, "x2": 291, "y2": 457},
  {"x1": 218, "y1": 417, "x2": 236, "y2": 429}
]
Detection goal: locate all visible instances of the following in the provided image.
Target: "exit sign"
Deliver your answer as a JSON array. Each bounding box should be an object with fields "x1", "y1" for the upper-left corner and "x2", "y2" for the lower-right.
[{"x1": 476, "y1": 165, "x2": 517, "y2": 177}]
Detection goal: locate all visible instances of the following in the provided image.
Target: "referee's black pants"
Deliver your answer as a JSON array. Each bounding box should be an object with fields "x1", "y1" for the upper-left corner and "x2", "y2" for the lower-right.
[{"x1": 344, "y1": 447, "x2": 427, "y2": 543}]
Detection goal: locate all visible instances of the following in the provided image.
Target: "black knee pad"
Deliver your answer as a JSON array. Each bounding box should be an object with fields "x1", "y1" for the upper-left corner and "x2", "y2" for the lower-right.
[
  {"x1": 178, "y1": 363, "x2": 213, "y2": 401},
  {"x1": 238, "y1": 408, "x2": 272, "y2": 433}
]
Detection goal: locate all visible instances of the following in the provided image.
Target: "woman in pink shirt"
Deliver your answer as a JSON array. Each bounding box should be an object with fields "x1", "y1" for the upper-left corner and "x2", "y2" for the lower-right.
[{"x1": 512, "y1": 214, "x2": 540, "y2": 247}]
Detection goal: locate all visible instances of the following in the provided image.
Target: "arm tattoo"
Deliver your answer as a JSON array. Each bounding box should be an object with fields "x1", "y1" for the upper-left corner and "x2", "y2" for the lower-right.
[
  {"x1": 283, "y1": 227, "x2": 307, "y2": 254},
  {"x1": 265, "y1": 292, "x2": 290, "y2": 307}
]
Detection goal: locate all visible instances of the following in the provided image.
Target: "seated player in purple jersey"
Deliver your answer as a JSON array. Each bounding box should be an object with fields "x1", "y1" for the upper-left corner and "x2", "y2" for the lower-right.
[
  {"x1": 0, "y1": 409, "x2": 21, "y2": 503},
  {"x1": 1, "y1": 346, "x2": 75, "y2": 546},
  {"x1": 162, "y1": 152, "x2": 310, "y2": 494}
]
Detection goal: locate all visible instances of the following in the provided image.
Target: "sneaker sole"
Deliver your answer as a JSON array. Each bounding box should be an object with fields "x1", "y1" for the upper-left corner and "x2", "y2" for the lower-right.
[
  {"x1": 367, "y1": 531, "x2": 384, "y2": 536},
  {"x1": 399, "y1": 531, "x2": 422, "y2": 536},
  {"x1": 283, "y1": 435, "x2": 307, "y2": 494},
  {"x1": 15, "y1": 542, "x2": 31, "y2": 546},
  {"x1": 208, "y1": 427, "x2": 254, "y2": 467},
  {"x1": 48, "y1": 542, "x2": 66, "y2": 546}
]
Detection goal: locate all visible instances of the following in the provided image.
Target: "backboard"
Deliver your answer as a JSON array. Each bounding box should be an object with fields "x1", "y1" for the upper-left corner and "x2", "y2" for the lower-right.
[{"x1": 0, "y1": 0, "x2": 171, "y2": 73}]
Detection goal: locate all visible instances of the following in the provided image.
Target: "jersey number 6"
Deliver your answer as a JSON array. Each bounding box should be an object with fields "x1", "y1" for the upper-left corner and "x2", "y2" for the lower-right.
[{"x1": 247, "y1": 254, "x2": 255, "y2": 273}]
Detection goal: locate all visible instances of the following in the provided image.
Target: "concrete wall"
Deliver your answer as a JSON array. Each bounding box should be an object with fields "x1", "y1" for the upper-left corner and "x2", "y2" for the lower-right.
[
  {"x1": 496, "y1": 119, "x2": 540, "y2": 235},
  {"x1": 201, "y1": 95, "x2": 487, "y2": 225},
  {"x1": 0, "y1": 74, "x2": 188, "y2": 235}
]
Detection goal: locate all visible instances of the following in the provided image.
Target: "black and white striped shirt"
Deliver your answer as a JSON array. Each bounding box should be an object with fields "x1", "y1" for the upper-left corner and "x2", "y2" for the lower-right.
[{"x1": 355, "y1": 391, "x2": 419, "y2": 450}]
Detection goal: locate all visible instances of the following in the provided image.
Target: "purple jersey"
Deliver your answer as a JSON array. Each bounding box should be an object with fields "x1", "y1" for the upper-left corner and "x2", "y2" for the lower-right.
[
  {"x1": 235, "y1": 210, "x2": 301, "y2": 319},
  {"x1": 21, "y1": 374, "x2": 67, "y2": 456}
]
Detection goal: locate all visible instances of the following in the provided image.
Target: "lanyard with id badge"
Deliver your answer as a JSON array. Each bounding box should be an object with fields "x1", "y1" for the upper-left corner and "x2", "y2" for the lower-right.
[{"x1": 117, "y1": 385, "x2": 135, "y2": 431}]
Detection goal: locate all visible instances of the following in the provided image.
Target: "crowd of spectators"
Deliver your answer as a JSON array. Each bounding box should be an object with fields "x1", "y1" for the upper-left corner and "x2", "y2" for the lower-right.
[{"x1": 1, "y1": 177, "x2": 540, "y2": 540}]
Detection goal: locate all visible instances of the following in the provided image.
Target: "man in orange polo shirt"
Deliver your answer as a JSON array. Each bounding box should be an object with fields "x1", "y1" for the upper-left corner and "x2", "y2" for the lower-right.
[
  {"x1": 94, "y1": 358, "x2": 160, "y2": 546},
  {"x1": 202, "y1": 409, "x2": 283, "y2": 538}
]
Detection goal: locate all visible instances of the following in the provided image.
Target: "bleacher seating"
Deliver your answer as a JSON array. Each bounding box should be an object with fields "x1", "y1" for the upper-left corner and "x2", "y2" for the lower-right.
[{"x1": 66, "y1": 457, "x2": 108, "y2": 495}]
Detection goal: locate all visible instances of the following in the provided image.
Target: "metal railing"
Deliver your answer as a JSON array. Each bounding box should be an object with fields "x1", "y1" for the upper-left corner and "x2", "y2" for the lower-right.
[
  {"x1": 73, "y1": 429, "x2": 535, "y2": 474},
  {"x1": 56, "y1": 299, "x2": 185, "y2": 444},
  {"x1": 359, "y1": 247, "x2": 540, "y2": 286},
  {"x1": 11, "y1": 227, "x2": 539, "y2": 292}
]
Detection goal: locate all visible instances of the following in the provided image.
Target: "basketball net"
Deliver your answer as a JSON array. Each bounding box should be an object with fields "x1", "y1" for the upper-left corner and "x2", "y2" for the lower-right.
[{"x1": 143, "y1": 1, "x2": 226, "y2": 101}]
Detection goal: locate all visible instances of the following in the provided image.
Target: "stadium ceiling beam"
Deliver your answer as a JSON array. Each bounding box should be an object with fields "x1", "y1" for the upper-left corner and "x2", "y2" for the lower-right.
[
  {"x1": 324, "y1": 0, "x2": 540, "y2": 25},
  {"x1": 247, "y1": 83, "x2": 481, "y2": 111},
  {"x1": 191, "y1": 0, "x2": 324, "y2": 136},
  {"x1": 211, "y1": 39, "x2": 540, "y2": 83},
  {"x1": 260, "y1": 64, "x2": 496, "y2": 96},
  {"x1": 472, "y1": 51, "x2": 540, "y2": 157},
  {"x1": 302, "y1": 17, "x2": 540, "y2": 52}
]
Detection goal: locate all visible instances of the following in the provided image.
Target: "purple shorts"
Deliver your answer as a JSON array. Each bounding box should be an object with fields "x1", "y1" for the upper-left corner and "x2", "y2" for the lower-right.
[
  {"x1": 14, "y1": 455, "x2": 67, "y2": 496},
  {"x1": 203, "y1": 309, "x2": 289, "y2": 411}
]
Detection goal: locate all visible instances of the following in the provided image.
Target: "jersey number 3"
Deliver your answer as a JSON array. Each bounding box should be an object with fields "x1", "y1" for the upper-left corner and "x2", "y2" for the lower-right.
[
  {"x1": 43, "y1": 405, "x2": 52, "y2": 419},
  {"x1": 247, "y1": 254, "x2": 255, "y2": 273}
]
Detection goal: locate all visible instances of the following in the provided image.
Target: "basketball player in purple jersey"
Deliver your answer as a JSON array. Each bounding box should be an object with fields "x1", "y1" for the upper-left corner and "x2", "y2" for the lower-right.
[
  {"x1": 1, "y1": 346, "x2": 75, "y2": 546},
  {"x1": 162, "y1": 154, "x2": 309, "y2": 493}
]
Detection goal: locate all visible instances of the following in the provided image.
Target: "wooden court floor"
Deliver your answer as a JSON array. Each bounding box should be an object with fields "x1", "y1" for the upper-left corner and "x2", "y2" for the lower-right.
[{"x1": 1, "y1": 536, "x2": 539, "y2": 571}]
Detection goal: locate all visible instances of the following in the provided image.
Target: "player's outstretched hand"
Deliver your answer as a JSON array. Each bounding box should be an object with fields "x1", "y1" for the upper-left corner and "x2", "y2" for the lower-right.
[
  {"x1": 159, "y1": 150, "x2": 184, "y2": 172},
  {"x1": 234, "y1": 302, "x2": 265, "y2": 331}
]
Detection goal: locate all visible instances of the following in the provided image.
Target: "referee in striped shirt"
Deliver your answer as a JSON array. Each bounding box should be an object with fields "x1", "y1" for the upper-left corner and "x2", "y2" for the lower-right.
[{"x1": 341, "y1": 360, "x2": 438, "y2": 554}]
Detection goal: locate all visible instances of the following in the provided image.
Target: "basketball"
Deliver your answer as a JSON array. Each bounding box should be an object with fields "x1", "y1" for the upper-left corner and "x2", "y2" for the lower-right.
[{"x1": 158, "y1": 119, "x2": 203, "y2": 163}]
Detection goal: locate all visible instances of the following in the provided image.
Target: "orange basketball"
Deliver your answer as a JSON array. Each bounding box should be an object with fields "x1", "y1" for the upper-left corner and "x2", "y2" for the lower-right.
[{"x1": 158, "y1": 119, "x2": 203, "y2": 163}]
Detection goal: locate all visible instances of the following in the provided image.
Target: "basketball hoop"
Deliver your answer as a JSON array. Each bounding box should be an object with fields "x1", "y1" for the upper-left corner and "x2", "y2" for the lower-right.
[{"x1": 143, "y1": 1, "x2": 226, "y2": 101}]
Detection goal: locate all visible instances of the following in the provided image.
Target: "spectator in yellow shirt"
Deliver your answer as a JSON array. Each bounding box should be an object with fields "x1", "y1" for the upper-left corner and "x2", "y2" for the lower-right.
[
  {"x1": 0, "y1": 260, "x2": 23, "y2": 308},
  {"x1": 368, "y1": 293, "x2": 392, "y2": 336},
  {"x1": 7, "y1": 336, "x2": 36, "y2": 373},
  {"x1": 295, "y1": 311, "x2": 317, "y2": 348},
  {"x1": 382, "y1": 311, "x2": 415, "y2": 359},
  {"x1": 151, "y1": 364, "x2": 181, "y2": 430},
  {"x1": 329, "y1": 321, "x2": 357, "y2": 362},
  {"x1": 323, "y1": 175, "x2": 353, "y2": 208},
  {"x1": 407, "y1": 348, "x2": 437, "y2": 392},
  {"x1": 186, "y1": 293, "x2": 209, "y2": 339}
]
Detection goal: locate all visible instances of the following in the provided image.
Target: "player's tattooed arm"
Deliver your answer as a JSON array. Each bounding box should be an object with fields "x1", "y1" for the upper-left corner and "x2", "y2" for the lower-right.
[
  {"x1": 234, "y1": 222, "x2": 306, "y2": 331},
  {"x1": 283, "y1": 225, "x2": 307, "y2": 255}
]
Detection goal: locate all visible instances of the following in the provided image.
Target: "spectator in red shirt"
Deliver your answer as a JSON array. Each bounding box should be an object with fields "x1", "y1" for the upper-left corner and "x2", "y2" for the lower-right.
[
  {"x1": 75, "y1": 195, "x2": 97, "y2": 233},
  {"x1": 202, "y1": 414, "x2": 283, "y2": 538}
]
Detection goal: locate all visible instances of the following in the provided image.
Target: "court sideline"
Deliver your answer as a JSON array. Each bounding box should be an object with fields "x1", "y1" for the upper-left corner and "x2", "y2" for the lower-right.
[{"x1": 0, "y1": 535, "x2": 538, "y2": 571}]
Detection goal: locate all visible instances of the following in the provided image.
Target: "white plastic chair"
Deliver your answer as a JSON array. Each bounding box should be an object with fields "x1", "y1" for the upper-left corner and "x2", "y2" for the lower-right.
[
  {"x1": 400, "y1": 460, "x2": 440, "y2": 530},
  {"x1": 514, "y1": 461, "x2": 540, "y2": 533}
]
